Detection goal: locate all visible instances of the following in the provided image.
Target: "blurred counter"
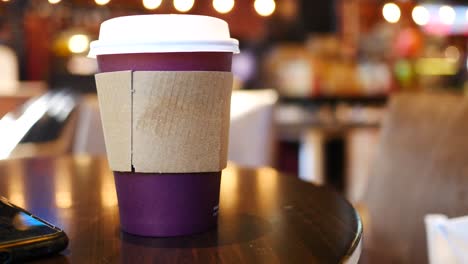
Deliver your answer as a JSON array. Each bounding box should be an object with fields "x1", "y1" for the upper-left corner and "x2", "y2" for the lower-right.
[{"x1": 275, "y1": 96, "x2": 386, "y2": 141}]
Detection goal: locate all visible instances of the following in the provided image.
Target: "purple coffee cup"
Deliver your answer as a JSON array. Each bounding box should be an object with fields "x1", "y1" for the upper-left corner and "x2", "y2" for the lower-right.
[{"x1": 91, "y1": 15, "x2": 239, "y2": 237}]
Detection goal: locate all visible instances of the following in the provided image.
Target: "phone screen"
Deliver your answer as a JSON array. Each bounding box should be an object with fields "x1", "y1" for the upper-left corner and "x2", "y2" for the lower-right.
[{"x1": 0, "y1": 197, "x2": 59, "y2": 245}]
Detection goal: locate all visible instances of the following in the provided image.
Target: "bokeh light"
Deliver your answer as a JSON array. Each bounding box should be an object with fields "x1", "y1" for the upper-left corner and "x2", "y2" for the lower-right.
[
  {"x1": 213, "y1": 0, "x2": 234, "y2": 14},
  {"x1": 254, "y1": 0, "x2": 276, "y2": 17},
  {"x1": 412, "y1": 6, "x2": 430, "y2": 26},
  {"x1": 445, "y1": 46, "x2": 460, "y2": 61},
  {"x1": 68, "y1": 34, "x2": 90, "y2": 54},
  {"x1": 143, "y1": 0, "x2": 162, "y2": 10},
  {"x1": 439, "y1": 5, "x2": 456, "y2": 25},
  {"x1": 95, "y1": 0, "x2": 111, "y2": 5},
  {"x1": 382, "y1": 3, "x2": 401, "y2": 24},
  {"x1": 48, "y1": 0, "x2": 61, "y2": 4},
  {"x1": 173, "y1": 0, "x2": 194, "y2": 12}
]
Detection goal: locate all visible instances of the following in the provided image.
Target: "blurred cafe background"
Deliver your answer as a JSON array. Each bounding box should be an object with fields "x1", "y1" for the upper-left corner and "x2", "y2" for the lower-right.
[{"x1": 0, "y1": 0, "x2": 467, "y2": 205}]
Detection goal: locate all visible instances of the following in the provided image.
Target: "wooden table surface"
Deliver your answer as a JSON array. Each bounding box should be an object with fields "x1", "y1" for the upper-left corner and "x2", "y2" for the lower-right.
[{"x1": 0, "y1": 156, "x2": 362, "y2": 263}]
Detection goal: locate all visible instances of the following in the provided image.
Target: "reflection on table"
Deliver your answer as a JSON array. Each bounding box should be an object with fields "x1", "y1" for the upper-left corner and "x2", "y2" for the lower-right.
[{"x1": 0, "y1": 156, "x2": 362, "y2": 263}]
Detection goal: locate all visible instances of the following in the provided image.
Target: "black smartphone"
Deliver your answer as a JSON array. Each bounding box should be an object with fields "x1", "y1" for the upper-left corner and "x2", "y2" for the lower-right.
[{"x1": 0, "y1": 197, "x2": 68, "y2": 263}]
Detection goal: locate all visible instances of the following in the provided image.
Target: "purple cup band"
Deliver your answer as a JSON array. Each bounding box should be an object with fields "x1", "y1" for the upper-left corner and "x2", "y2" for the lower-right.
[{"x1": 97, "y1": 52, "x2": 232, "y2": 72}]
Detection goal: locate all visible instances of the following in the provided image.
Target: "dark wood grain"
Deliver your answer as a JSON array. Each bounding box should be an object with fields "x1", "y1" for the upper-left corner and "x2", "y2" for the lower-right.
[{"x1": 0, "y1": 156, "x2": 361, "y2": 263}]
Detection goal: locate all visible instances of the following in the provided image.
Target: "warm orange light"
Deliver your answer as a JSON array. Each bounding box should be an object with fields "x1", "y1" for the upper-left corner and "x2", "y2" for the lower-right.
[
  {"x1": 219, "y1": 166, "x2": 239, "y2": 210},
  {"x1": 439, "y1": 5, "x2": 456, "y2": 25},
  {"x1": 7, "y1": 161, "x2": 26, "y2": 208},
  {"x1": 68, "y1": 34, "x2": 90, "y2": 54},
  {"x1": 382, "y1": 3, "x2": 401, "y2": 23},
  {"x1": 95, "y1": 0, "x2": 111, "y2": 5},
  {"x1": 445, "y1": 46, "x2": 460, "y2": 61},
  {"x1": 213, "y1": 0, "x2": 234, "y2": 14},
  {"x1": 101, "y1": 174, "x2": 118, "y2": 207},
  {"x1": 55, "y1": 159, "x2": 73, "y2": 209},
  {"x1": 143, "y1": 0, "x2": 162, "y2": 10},
  {"x1": 174, "y1": 0, "x2": 194, "y2": 12},
  {"x1": 412, "y1": 6, "x2": 430, "y2": 26},
  {"x1": 254, "y1": 0, "x2": 275, "y2": 17}
]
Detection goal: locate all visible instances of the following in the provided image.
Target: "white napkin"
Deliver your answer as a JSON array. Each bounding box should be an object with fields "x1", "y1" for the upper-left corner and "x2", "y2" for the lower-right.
[{"x1": 425, "y1": 214, "x2": 468, "y2": 264}]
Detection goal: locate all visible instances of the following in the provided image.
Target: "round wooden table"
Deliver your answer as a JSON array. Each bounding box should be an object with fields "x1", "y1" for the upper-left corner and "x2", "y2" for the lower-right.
[{"x1": 0, "y1": 156, "x2": 362, "y2": 263}]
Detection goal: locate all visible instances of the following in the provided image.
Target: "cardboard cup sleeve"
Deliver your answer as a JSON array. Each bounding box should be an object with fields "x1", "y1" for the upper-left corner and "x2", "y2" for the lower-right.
[{"x1": 95, "y1": 70, "x2": 233, "y2": 173}]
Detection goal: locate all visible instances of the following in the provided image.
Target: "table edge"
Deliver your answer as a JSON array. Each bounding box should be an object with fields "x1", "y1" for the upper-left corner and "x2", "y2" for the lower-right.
[{"x1": 340, "y1": 212, "x2": 363, "y2": 264}]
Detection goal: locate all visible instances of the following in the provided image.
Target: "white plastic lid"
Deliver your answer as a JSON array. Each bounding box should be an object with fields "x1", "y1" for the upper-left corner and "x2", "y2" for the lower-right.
[{"x1": 89, "y1": 14, "x2": 239, "y2": 57}]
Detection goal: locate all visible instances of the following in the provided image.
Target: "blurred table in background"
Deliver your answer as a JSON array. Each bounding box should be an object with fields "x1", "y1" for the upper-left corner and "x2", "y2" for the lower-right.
[
  {"x1": 275, "y1": 96, "x2": 385, "y2": 201},
  {"x1": 275, "y1": 96, "x2": 386, "y2": 141},
  {"x1": 0, "y1": 81, "x2": 46, "y2": 117},
  {"x1": 0, "y1": 155, "x2": 362, "y2": 263}
]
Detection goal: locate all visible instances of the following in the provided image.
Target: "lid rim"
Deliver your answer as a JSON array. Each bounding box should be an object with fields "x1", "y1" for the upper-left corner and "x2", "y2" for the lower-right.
[
  {"x1": 89, "y1": 39, "x2": 239, "y2": 57},
  {"x1": 91, "y1": 39, "x2": 239, "y2": 47}
]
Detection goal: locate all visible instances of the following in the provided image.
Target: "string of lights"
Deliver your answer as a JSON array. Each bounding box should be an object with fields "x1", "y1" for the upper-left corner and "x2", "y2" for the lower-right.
[
  {"x1": 11, "y1": 0, "x2": 277, "y2": 16},
  {"x1": 383, "y1": 2, "x2": 468, "y2": 26}
]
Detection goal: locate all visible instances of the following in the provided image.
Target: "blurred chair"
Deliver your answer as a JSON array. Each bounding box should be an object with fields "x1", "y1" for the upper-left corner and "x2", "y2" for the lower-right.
[
  {"x1": 0, "y1": 45, "x2": 19, "y2": 93},
  {"x1": 299, "y1": 129, "x2": 325, "y2": 184},
  {"x1": 1, "y1": 90, "x2": 78, "y2": 159},
  {"x1": 359, "y1": 92, "x2": 468, "y2": 263},
  {"x1": 228, "y1": 89, "x2": 278, "y2": 168},
  {"x1": 345, "y1": 128, "x2": 380, "y2": 203}
]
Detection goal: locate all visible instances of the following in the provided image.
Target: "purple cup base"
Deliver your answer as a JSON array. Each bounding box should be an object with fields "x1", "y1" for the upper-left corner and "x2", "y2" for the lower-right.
[{"x1": 114, "y1": 171, "x2": 221, "y2": 237}]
